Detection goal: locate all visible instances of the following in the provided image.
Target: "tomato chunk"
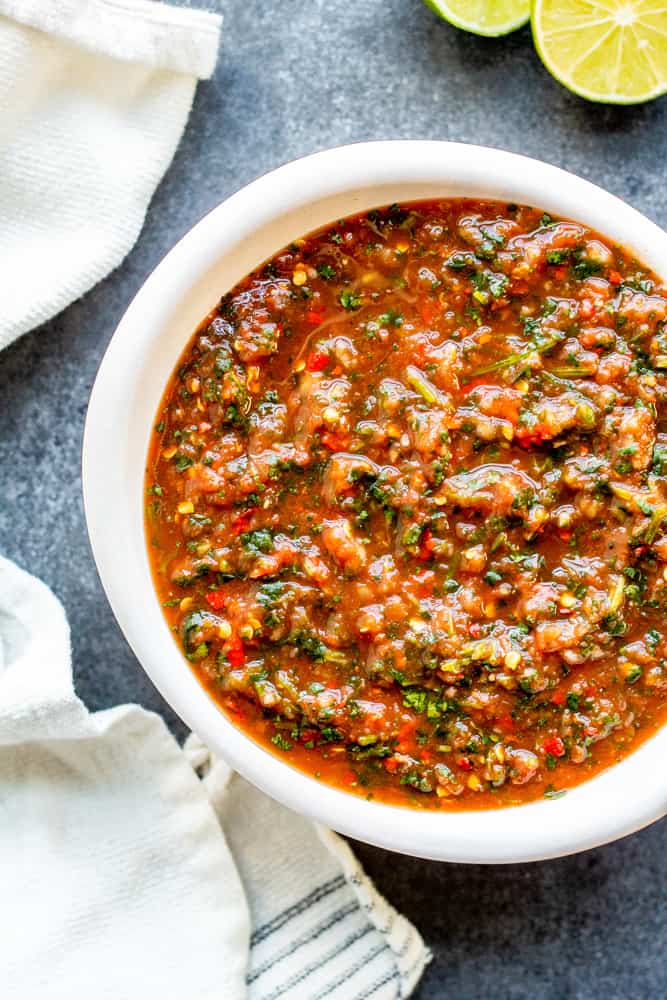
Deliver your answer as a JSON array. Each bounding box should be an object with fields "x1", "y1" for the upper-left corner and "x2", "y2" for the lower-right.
[
  {"x1": 306, "y1": 350, "x2": 330, "y2": 371},
  {"x1": 205, "y1": 589, "x2": 226, "y2": 611},
  {"x1": 543, "y1": 737, "x2": 565, "y2": 758}
]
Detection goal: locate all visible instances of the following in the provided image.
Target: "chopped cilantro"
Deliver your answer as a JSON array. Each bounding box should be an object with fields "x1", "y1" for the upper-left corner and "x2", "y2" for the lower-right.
[
  {"x1": 340, "y1": 290, "x2": 362, "y2": 310},
  {"x1": 402, "y1": 523, "x2": 424, "y2": 547},
  {"x1": 652, "y1": 443, "x2": 667, "y2": 476},
  {"x1": 378, "y1": 310, "x2": 404, "y2": 327},
  {"x1": 241, "y1": 529, "x2": 274, "y2": 555},
  {"x1": 402, "y1": 688, "x2": 447, "y2": 719},
  {"x1": 512, "y1": 488, "x2": 537, "y2": 511},
  {"x1": 317, "y1": 263, "x2": 337, "y2": 280},
  {"x1": 399, "y1": 773, "x2": 433, "y2": 793},
  {"x1": 174, "y1": 454, "x2": 193, "y2": 473},
  {"x1": 546, "y1": 249, "x2": 571, "y2": 265},
  {"x1": 572, "y1": 250, "x2": 603, "y2": 280},
  {"x1": 293, "y1": 630, "x2": 327, "y2": 661},
  {"x1": 271, "y1": 733, "x2": 293, "y2": 751}
]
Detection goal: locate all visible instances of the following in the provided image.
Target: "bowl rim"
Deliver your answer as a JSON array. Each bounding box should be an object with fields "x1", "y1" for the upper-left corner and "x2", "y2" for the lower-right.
[{"x1": 83, "y1": 139, "x2": 667, "y2": 863}]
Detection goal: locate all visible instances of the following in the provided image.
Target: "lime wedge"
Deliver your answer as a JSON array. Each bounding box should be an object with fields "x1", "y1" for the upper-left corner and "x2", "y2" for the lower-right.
[
  {"x1": 532, "y1": 0, "x2": 667, "y2": 104},
  {"x1": 424, "y1": 0, "x2": 530, "y2": 37}
]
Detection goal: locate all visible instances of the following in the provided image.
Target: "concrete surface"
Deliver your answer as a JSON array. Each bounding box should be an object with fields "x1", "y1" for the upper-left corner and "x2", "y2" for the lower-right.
[{"x1": 1, "y1": 1, "x2": 665, "y2": 996}]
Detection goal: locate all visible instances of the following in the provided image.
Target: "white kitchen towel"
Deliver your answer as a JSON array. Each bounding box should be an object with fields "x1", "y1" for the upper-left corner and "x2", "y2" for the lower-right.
[
  {"x1": 0, "y1": 0, "x2": 222, "y2": 350},
  {"x1": 0, "y1": 555, "x2": 430, "y2": 999}
]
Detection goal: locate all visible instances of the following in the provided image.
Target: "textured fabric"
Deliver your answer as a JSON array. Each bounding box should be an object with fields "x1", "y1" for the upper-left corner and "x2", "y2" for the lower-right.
[
  {"x1": 0, "y1": 0, "x2": 222, "y2": 350},
  {"x1": 0, "y1": 555, "x2": 250, "y2": 1000},
  {"x1": 0, "y1": 555, "x2": 430, "y2": 998},
  {"x1": 188, "y1": 737, "x2": 431, "y2": 999}
]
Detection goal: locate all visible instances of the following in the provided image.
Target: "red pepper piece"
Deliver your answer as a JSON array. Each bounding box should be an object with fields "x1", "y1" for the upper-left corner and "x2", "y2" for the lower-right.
[
  {"x1": 551, "y1": 690, "x2": 566, "y2": 706},
  {"x1": 231, "y1": 507, "x2": 257, "y2": 534},
  {"x1": 205, "y1": 589, "x2": 226, "y2": 611},
  {"x1": 306, "y1": 350, "x2": 330, "y2": 371},
  {"x1": 457, "y1": 756, "x2": 473, "y2": 771},
  {"x1": 396, "y1": 718, "x2": 417, "y2": 754},
  {"x1": 394, "y1": 715, "x2": 418, "y2": 755},
  {"x1": 543, "y1": 736, "x2": 565, "y2": 757},
  {"x1": 227, "y1": 634, "x2": 245, "y2": 668},
  {"x1": 418, "y1": 527, "x2": 435, "y2": 562},
  {"x1": 515, "y1": 424, "x2": 550, "y2": 448},
  {"x1": 608, "y1": 270, "x2": 622, "y2": 286},
  {"x1": 306, "y1": 309, "x2": 326, "y2": 326}
]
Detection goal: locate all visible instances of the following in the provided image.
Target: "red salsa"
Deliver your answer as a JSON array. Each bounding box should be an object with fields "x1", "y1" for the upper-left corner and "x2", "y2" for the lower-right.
[{"x1": 146, "y1": 199, "x2": 667, "y2": 809}]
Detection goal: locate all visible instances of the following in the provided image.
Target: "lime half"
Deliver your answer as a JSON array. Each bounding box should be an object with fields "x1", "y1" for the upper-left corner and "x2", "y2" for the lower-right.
[
  {"x1": 532, "y1": 0, "x2": 667, "y2": 104},
  {"x1": 424, "y1": 0, "x2": 530, "y2": 37}
]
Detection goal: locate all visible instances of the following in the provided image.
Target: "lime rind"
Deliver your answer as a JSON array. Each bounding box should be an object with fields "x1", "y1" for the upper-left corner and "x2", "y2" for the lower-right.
[
  {"x1": 531, "y1": 0, "x2": 667, "y2": 105},
  {"x1": 424, "y1": 0, "x2": 530, "y2": 37}
]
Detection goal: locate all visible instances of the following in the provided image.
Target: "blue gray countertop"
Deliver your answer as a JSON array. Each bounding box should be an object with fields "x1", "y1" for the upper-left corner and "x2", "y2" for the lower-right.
[{"x1": 1, "y1": 1, "x2": 666, "y2": 996}]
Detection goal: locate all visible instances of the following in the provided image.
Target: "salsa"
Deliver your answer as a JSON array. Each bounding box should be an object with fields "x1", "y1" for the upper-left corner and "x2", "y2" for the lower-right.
[{"x1": 146, "y1": 199, "x2": 667, "y2": 809}]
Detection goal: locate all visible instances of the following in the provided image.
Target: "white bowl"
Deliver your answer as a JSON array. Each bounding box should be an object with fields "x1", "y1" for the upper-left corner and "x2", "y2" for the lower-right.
[{"x1": 83, "y1": 141, "x2": 667, "y2": 862}]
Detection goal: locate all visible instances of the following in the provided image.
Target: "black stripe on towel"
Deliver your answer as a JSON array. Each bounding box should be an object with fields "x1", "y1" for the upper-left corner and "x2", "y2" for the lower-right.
[
  {"x1": 360, "y1": 945, "x2": 429, "y2": 1000},
  {"x1": 249, "y1": 901, "x2": 359, "y2": 982},
  {"x1": 316, "y1": 940, "x2": 392, "y2": 998},
  {"x1": 356, "y1": 966, "x2": 401, "y2": 1000},
  {"x1": 261, "y1": 925, "x2": 376, "y2": 1000},
  {"x1": 251, "y1": 874, "x2": 346, "y2": 946}
]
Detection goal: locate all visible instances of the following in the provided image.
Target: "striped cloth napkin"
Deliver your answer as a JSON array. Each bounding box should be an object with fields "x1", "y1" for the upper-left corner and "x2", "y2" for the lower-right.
[{"x1": 0, "y1": 555, "x2": 429, "y2": 998}]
